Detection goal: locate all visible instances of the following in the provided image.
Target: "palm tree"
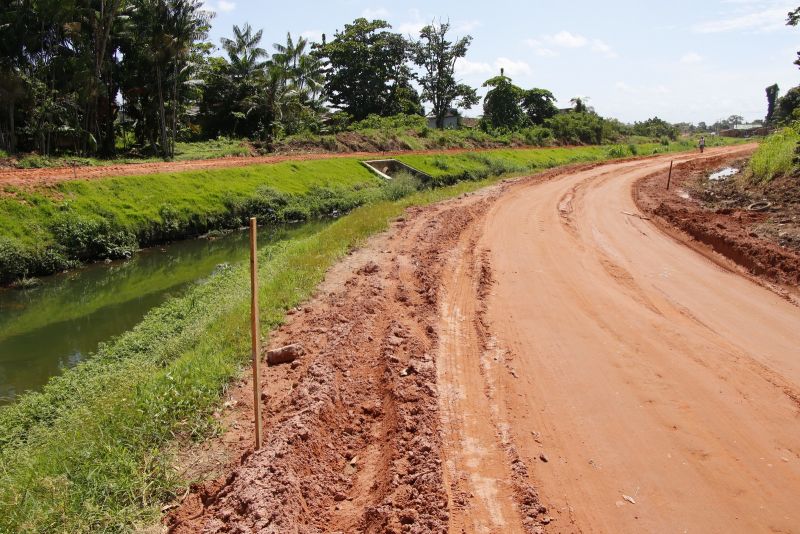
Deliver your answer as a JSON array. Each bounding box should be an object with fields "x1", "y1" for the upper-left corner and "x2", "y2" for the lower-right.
[{"x1": 222, "y1": 23, "x2": 267, "y2": 79}]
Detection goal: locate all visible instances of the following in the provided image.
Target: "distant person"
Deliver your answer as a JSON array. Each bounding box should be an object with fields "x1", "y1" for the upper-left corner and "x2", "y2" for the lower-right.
[{"x1": 699, "y1": 136, "x2": 706, "y2": 153}]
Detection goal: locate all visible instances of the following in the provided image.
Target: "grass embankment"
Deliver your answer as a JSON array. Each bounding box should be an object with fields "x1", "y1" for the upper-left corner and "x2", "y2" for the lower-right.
[
  {"x1": 0, "y1": 140, "x2": 743, "y2": 532},
  {"x1": 0, "y1": 141, "x2": 743, "y2": 286},
  {"x1": 745, "y1": 127, "x2": 799, "y2": 184},
  {"x1": 0, "y1": 158, "x2": 383, "y2": 284}
]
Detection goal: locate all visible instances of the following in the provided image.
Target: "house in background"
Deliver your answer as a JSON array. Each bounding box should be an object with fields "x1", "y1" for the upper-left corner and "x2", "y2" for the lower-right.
[{"x1": 427, "y1": 109, "x2": 461, "y2": 129}]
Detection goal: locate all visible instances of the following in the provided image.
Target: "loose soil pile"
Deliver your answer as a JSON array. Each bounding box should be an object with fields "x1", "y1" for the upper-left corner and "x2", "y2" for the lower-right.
[{"x1": 165, "y1": 191, "x2": 498, "y2": 533}]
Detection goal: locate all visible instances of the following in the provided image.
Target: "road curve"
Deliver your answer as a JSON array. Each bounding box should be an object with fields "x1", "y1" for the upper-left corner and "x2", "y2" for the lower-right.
[{"x1": 437, "y1": 145, "x2": 800, "y2": 533}]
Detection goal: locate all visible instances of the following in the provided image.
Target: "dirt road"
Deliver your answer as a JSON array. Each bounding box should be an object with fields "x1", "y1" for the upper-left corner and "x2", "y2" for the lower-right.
[{"x1": 170, "y1": 144, "x2": 800, "y2": 533}]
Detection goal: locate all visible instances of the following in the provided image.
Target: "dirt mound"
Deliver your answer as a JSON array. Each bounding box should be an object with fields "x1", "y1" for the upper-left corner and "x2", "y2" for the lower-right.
[
  {"x1": 634, "y1": 153, "x2": 800, "y2": 289},
  {"x1": 167, "y1": 192, "x2": 502, "y2": 533}
]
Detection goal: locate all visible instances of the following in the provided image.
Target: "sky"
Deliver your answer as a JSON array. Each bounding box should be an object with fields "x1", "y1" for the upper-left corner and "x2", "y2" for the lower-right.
[{"x1": 199, "y1": 0, "x2": 800, "y2": 124}]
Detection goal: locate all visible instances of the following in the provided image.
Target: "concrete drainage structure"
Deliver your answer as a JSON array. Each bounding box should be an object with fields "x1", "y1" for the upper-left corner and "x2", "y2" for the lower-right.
[{"x1": 361, "y1": 159, "x2": 432, "y2": 182}]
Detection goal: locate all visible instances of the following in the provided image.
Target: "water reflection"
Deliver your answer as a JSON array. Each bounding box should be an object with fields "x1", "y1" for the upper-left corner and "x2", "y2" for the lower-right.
[{"x1": 0, "y1": 222, "x2": 325, "y2": 404}]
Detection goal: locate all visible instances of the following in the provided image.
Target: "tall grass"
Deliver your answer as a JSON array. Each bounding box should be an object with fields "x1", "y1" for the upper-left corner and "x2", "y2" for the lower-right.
[{"x1": 747, "y1": 127, "x2": 799, "y2": 184}]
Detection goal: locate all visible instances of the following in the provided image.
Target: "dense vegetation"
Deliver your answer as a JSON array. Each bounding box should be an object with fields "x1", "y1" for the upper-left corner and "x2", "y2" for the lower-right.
[{"x1": 0, "y1": 4, "x2": 764, "y2": 164}]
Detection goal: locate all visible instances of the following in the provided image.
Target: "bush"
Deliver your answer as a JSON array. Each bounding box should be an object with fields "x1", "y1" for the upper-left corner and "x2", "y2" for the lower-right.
[
  {"x1": 381, "y1": 172, "x2": 422, "y2": 201},
  {"x1": 349, "y1": 113, "x2": 427, "y2": 131},
  {"x1": 51, "y1": 214, "x2": 138, "y2": 261},
  {"x1": 607, "y1": 145, "x2": 627, "y2": 158},
  {"x1": 520, "y1": 126, "x2": 553, "y2": 146},
  {"x1": 546, "y1": 112, "x2": 606, "y2": 145}
]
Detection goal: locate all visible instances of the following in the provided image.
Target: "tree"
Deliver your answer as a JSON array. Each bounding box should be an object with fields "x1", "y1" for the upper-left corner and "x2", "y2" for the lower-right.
[
  {"x1": 775, "y1": 86, "x2": 800, "y2": 122},
  {"x1": 570, "y1": 97, "x2": 589, "y2": 113},
  {"x1": 728, "y1": 114, "x2": 744, "y2": 126},
  {"x1": 788, "y1": 7, "x2": 800, "y2": 67},
  {"x1": 316, "y1": 18, "x2": 419, "y2": 121},
  {"x1": 481, "y1": 71, "x2": 525, "y2": 131},
  {"x1": 766, "y1": 84, "x2": 780, "y2": 124},
  {"x1": 631, "y1": 117, "x2": 679, "y2": 139},
  {"x1": 521, "y1": 88, "x2": 557, "y2": 125},
  {"x1": 411, "y1": 20, "x2": 478, "y2": 129}
]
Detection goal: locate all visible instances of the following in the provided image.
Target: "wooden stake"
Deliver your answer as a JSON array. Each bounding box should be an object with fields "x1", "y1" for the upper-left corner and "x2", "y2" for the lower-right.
[
  {"x1": 666, "y1": 160, "x2": 674, "y2": 190},
  {"x1": 249, "y1": 217, "x2": 263, "y2": 450}
]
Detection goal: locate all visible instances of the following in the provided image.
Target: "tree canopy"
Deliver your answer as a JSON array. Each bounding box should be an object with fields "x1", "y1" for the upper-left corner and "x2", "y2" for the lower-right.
[{"x1": 411, "y1": 21, "x2": 478, "y2": 129}]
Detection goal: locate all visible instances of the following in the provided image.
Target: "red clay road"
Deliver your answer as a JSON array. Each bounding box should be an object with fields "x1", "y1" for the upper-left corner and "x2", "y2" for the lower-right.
[{"x1": 436, "y1": 144, "x2": 800, "y2": 533}]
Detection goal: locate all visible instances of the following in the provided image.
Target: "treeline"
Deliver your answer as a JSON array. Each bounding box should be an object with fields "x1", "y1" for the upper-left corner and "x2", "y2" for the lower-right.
[{"x1": 0, "y1": 3, "x2": 705, "y2": 159}]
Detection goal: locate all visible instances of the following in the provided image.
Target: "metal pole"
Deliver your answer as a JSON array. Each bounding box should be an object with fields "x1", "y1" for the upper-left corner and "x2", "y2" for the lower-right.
[
  {"x1": 666, "y1": 160, "x2": 673, "y2": 190},
  {"x1": 249, "y1": 217, "x2": 263, "y2": 450}
]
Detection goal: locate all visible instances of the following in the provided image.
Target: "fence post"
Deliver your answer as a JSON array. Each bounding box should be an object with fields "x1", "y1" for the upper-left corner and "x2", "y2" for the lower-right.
[
  {"x1": 249, "y1": 217, "x2": 263, "y2": 450},
  {"x1": 666, "y1": 160, "x2": 674, "y2": 190}
]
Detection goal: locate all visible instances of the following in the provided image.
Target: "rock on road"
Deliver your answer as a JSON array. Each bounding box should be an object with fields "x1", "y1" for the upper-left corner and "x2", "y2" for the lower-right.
[{"x1": 436, "y1": 144, "x2": 800, "y2": 533}]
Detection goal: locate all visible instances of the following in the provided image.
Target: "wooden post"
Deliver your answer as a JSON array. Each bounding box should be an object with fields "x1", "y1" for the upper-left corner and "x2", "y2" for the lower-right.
[
  {"x1": 249, "y1": 217, "x2": 263, "y2": 450},
  {"x1": 666, "y1": 160, "x2": 674, "y2": 190}
]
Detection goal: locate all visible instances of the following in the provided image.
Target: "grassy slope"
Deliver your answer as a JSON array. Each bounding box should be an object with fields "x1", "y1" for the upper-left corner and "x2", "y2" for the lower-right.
[
  {"x1": 1, "y1": 158, "x2": 377, "y2": 246},
  {"x1": 746, "y1": 127, "x2": 799, "y2": 184},
  {"x1": 0, "y1": 140, "x2": 746, "y2": 531}
]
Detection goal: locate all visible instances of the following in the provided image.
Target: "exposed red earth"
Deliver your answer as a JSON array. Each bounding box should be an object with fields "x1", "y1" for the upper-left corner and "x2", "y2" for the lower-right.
[{"x1": 168, "y1": 144, "x2": 800, "y2": 533}]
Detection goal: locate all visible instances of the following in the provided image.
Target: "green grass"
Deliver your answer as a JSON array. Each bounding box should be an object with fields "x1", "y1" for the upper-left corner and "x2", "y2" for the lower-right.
[{"x1": 746, "y1": 127, "x2": 798, "y2": 184}]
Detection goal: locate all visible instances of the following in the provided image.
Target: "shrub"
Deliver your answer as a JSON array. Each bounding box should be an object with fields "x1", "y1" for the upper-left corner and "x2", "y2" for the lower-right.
[
  {"x1": 51, "y1": 214, "x2": 138, "y2": 261},
  {"x1": 381, "y1": 172, "x2": 422, "y2": 201},
  {"x1": 520, "y1": 126, "x2": 553, "y2": 146},
  {"x1": 546, "y1": 113, "x2": 606, "y2": 145},
  {"x1": 607, "y1": 145, "x2": 627, "y2": 158},
  {"x1": 349, "y1": 113, "x2": 427, "y2": 131}
]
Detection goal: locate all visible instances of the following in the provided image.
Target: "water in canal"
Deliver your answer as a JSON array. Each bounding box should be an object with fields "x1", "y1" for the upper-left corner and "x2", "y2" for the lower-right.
[{"x1": 0, "y1": 222, "x2": 325, "y2": 404}]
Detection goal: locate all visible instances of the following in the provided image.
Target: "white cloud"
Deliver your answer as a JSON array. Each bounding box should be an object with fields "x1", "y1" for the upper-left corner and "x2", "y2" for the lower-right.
[
  {"x1": 680, "y1": 52, "x2": 703, "y2": 64},
  {"x1": 527, "y1": 31, "x2": 616, "y2": 58},
  {"x1": 547, "y1": 30, "x2": 587, "y2": 48},
  {"x1": 524, "y1": 39, "x2": 557, "y2": 57},
  {"x1": 453, "y1": 20, "x2": 481, "y2": 33},
  {"x1": 455, "y1": 58, "x2": 493, "y2": 76},
  {"x1": 398, "y1": 21, "x2": 426, "y2": 34},
  {"x1": 217, "y1": 0, "x2": 235, "y2": 12},
  {"x1": 591, "y1": 39, "x2": 617, "y2": 58},
  {"x1": 615, "y1": 81, "x2": 634, "y2": 92},
  {"x1": 202, "y1": 0, "x2": 235, "y2": 13},
  {"x1": 361, "y1": 7, "x2": 390, "y2": 19},
  {"x1": 693, "y1": 4, "x2": 793, "y2": 33},
  {"x1": 493, "y1": 57, "x2": 532, "y2": 77}
]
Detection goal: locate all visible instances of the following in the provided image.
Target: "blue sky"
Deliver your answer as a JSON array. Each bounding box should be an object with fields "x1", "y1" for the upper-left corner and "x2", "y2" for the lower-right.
[{"x1": 200, "y1": 0, "x2": 800, "y2": 124}]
